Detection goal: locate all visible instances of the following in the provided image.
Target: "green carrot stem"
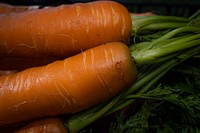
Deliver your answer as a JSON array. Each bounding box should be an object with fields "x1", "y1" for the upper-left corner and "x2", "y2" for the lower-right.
[
  {"x1": 67, "y1": 92, "x2": 123, "y2": 133},
  {"x1": 125, "y1": 94, "x2": 164, "y2": 100},
  {"x1": 146, "y1": 26, "x2": 200, "y2": 47},
  {"x1": 131, "y1": 34, "x2": 192, "y2": 53},
  {"x1": 138, "y1": 22, "x2": 187, "y2": 33},
  {"x1": 132, "y1": 15, "x2": 189, "y2": 33},
  {"x1": 131, "y1": 33, "x2": 200, "y2": 65},
  {"x1": 151, "y1": 34, "x2": 194, "y2": 47},
  {"x1": 132, "y1": 35, "x2": 200, "y2": 65},
  {"x1": 132, "y1": 15, "x2": 189, "y2": 28},
  {"x1": 139, "y1": 30, "x2": 171, "y2": 40},
  {"x1": 160, "y1": 34, "x2": 200, "y2": 48},
  {"x1": 189, "y1": 9, "x2": 200, "y2": 20}
]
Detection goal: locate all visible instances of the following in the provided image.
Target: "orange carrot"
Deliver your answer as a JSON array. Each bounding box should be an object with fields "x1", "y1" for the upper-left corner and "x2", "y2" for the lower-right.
[
  {"x1": 0, "y1": 42, "x2": 138, "y2": 126},
  {"x1": 0, "y1": 3, "x2": 39, "y2": 14},
  {"x1": 14, "y1": 117, "x2": 68, "y2": 133},
  {"x1": 0, "y1": 57, "x2": 63, "y2": 71},
  {"x1": 0, "y1": 1, "x2": 132, "y2": 58}
]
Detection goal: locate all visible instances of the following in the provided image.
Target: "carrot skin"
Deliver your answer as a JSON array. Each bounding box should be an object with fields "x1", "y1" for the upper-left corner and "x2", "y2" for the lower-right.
[
  {"x1": 0, "y1": 42, "x2": 138, "y2": 126},
  {"x1": 14, "y1": 117, "x2": 68, "y2": 133},
  {"x1": 0, "y1": 1, "x2": 132, "y2": 58}
]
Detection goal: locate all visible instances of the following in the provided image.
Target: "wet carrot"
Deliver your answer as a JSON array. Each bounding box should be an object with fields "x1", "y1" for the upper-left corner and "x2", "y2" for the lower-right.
[
  {"x1": 0, "y1": 42, "x2": 138, "y2": 126},
  {"x1": 14, "y1": 117, "x2": 68, "y2": 133},
  {"x1": 0, "y1": 1, "x2": 132, "y2": 58},
  {"x1": 0, "y1": 3, "x2": 39, "y2": 14}
]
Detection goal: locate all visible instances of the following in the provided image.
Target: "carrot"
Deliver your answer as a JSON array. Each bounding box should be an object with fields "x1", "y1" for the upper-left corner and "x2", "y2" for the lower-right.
[
  {"x1": 0, "y1": 57, "x2": 63, "y2": 71},
  {"x1": 0, "y1": 42, "x2": 138, "y2": 126},
  {"x1": 0, "y1": 1, "x2": 132, "y2": 58},
  {"x1": 0, "y1": 3, "x2": 39, "y2": 14},
  {"x1": 14, "y1": 117, "x2": 68, "y2": 133}
]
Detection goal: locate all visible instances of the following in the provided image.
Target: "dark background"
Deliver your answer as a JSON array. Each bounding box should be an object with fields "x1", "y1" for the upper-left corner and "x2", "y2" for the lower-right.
[{"x1": 0, "y1": 0, "x2": 199, "y2": 17}]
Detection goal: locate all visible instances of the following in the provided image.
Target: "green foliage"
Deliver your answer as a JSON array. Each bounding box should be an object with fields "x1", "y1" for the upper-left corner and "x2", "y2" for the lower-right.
[{"x1": 109, "y1": 59, "x2": 200, "y2": 133}]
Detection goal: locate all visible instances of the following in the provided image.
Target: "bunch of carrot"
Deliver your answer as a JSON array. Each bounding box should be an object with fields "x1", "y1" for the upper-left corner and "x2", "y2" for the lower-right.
[
  {"x1": 0, "y1": 1, "x2": 137, "y2": 132},
  {"x1": 0, "y1": 1, "x2": 200, "y2": 133}
]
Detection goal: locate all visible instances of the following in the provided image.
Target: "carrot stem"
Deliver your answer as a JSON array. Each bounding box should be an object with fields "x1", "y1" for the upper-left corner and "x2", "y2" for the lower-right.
[
  {"x1": 132, "y1": 15, "x2": 189, "y2": 28},
  {"x1": 139, "y1": 22, "x2": 187, "y2": 32},
  {"x1": 132, "y1": 15, "x2": 189, "y2": 34},
  {"x1": 131, "y1": 24, "x2": 200, "y2": 65},
  {"x1": 67, "y1": 93, "x2": 122, "y2": 133},
  {"x1": 189, "y1": 9, "x2": 200, "y2": 20},
  {"x1": 132, "y1": 35, "x2": 200, "y2": 65},
  {"x1": 147, "y1": 26, "x2": 200, "y2": 46}
]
